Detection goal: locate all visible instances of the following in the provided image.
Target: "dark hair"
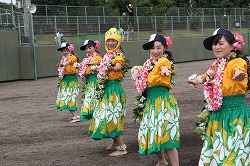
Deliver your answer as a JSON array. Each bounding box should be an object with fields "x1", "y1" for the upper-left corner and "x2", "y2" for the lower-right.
[
  {"x1": 165, "y1": 50, "x2": 173, "y2": 62},
  {"x1": 213, "y1": 35, "x2": 250, "y2": 90}
]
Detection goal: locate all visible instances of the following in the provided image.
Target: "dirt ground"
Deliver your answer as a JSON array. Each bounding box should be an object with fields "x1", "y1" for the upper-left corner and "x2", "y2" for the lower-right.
[{"x1": 1, "y1": 59, "x2": 250, "y2": 166}]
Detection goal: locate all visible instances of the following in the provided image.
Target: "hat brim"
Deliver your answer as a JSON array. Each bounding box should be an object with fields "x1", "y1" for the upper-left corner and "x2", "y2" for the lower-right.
[
  {"x1": 142, "y1": 41, "x2": 153, "y2": 50},
  {"x1": 80, "y1": 45, "x2": 87, "y2": 51},
  {"x1": 57, "y1": 46, "x2": 66, "y2": 51},
  {"x1": 203, "y1": 35, "x2": 217, "y2": 50}
]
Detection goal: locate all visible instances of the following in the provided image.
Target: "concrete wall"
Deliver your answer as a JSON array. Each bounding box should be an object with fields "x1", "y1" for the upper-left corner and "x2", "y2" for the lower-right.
[
  {"x1": 0, "y1": 31, "x2": 249, "y2": 81},
  {"x1": 0, "y1": 31, "x2": 20, "y2": 81}
]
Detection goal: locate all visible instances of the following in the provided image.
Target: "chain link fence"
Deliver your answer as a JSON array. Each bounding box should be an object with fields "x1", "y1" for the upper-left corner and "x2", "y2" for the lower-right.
[
  {"x1": 0, "y1": 4, "x2": 250, "y2": 45},
  {"x1": 15, "y1": 14, "x2": 249, "y2": 45}
]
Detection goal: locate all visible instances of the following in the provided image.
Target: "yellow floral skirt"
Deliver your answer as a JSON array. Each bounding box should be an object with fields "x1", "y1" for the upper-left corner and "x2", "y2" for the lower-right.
[
  {"x1": 56, "y1": 74, "x2": 79, "y2": 111},
  {"x1": 138, "y1": 85, "x2": 180, "y2": 155},
  {"x1": 80, "y1": 74, "x2": 99, "y2": 121},
  {"x1": 199, "y1": 94, "x2": 250, "y2": 166},
  {"x1": 88, "y1": 80, "x2": 126, "y2": 140}
]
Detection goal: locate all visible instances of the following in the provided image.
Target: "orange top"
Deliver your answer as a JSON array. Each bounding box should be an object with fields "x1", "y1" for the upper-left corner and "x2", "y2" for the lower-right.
[
  {"x1": 107, "y1": 55, "x2": 124, "y2": 80},
  {"x1": 221, "y1": 58, "x2": 248, "y2": 96},
  {"x1": 65, "y1": 55, "x2": 78, "y2": 74},
  {"x1": 147, "y1": 58, "x2": 172, "y2": 89},
  {"x1": 86, "y1": 55, "x2": 102, "y2": 75}
]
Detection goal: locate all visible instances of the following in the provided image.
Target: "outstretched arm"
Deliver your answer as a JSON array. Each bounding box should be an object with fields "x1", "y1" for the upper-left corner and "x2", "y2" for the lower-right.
[
  {"x1": 186, "y1": 74, "x2": 206, "y2": 88},
  {"x1": 232, "y1": 70, "x2": 247, "y2": 81}
]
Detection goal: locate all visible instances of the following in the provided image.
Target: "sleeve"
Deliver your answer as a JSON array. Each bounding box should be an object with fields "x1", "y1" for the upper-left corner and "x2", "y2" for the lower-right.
[
  {"x1": 91, "y1": 55, "x2": 102, "y2": 63},
  {"x1": 113, "y1": 55, "x2": 124, "y2": 66},
  {"x1": 228, "y1": 58, "x2": 247, "y2": 78},
  {"x1": 154, "y1": 58, "x2": 171, "y2": 73},
  {"x1": 68, "y1": 55, "x2": 77, "y2": 63}
]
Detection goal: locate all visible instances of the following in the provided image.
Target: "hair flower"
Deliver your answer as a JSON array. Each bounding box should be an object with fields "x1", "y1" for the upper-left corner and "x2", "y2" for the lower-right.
[
  {"x1": 233, "y1": 32, "x2": 245, "y2": 50},
  {"x1": 165, "y1": 36, "x2": 172, "y2": 49},
  {"x1": 94, "y1": 40, "x2": 101, "y2": 50}
]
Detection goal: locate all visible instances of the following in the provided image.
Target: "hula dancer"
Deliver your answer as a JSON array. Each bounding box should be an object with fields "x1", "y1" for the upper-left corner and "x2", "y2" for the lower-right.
[
  {"x1": 88, "y1": 28, "x2": 128, "y2": 157},
  {"x1": 78, "y1": 40, "x2": 102, "y2": 121},
  {"x1": 187, "y1": 28, "x2": 250, "y2": 165},
  {"x1": 56, "y1": 42, "x2": 80, "y2": 123},
  {"x1": 131, "y1": 34, "x2": 180, "y2": 166}
]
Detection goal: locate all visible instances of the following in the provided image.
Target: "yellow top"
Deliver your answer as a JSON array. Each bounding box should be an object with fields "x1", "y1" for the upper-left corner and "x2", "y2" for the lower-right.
[
  {"x1": 221, "y1": 58, "x2": 248, "y2": 96},
  {"x1": 147, "y1": 58, "x2": 172, "y2": 89},
  {"x1": 107, "y1": 55, "x2": 124, "y2": 80},
  {"x1": 65, "y1": 55, "x2": 78, "y2": 74},
  {"x1": 86, "y1": 55, "x2": 102, "y2": 75}
]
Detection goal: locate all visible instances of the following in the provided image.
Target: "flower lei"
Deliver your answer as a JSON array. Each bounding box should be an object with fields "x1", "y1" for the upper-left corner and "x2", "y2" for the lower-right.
[
  {"x1": 78, "y1": 51, "x2": 99, "y2": 78},
  {"x1": 196, "y1": 52, "x2": 237, "y2": 140},
  {"x1": 132, "y1": 54, "x2": 176, "y2": 122},
  {"x1": 95, "y1": 48, "x2": 127, "y2": 99},
  {"x1": 204, "y1": 57, "x2": 227, "y2": 111},
  {"x1": 58, "y1": 55, "x2": 68, "y2": 79}
]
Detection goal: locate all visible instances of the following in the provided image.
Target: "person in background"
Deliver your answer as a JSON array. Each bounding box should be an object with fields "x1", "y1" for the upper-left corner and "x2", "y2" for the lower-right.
[
  {"x1": 55, "y1": 29, "x2": 64, "y2": 45},
  {"x1": 78, "y1": 40, "x2": 102, "y2": 121},
  {"x1": 131, "y1": 34, "x2": 180, "y2": 166},
  {"x1": 187, "y1": 28, "x2": 250, "y2": 165},
  {"x1": 88, "y1": 28, "x2": 128, "y2": 157},
  {"x1": 56, "y1": 42, "x2": 80, "y2": 123},
  {"x1": 125, "y1": 4, "x2": 134, "y2": 31}
]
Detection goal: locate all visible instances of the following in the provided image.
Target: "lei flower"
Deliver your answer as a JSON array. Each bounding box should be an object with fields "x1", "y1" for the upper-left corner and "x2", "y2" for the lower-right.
[
  {"x1": 195, "y1": 52, "x2": 237, "y2": 140},
  {"x1": 78, "y1": 51, "x2": 99, "y2": 78},
  {"x1": 58, "y1": 55, "x2": 68, "y2": 79},
  {"x1": 95, "y1": 48, "x2": 128, "y2": 99},
  {"x1": 204, "y1": 57, "x2": 227, "y2": 111},
  {"x1": 132, "y1": 54, "x2": 176, "y2": 121}
]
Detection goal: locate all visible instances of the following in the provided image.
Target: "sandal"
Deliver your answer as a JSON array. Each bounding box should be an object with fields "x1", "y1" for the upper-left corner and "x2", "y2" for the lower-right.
[{"x1": 108, "y1": 144, "x2": 127, "y2": 157}]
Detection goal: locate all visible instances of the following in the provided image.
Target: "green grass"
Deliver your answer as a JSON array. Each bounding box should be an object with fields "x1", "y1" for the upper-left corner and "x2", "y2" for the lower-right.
[{"x1": 34, "y1": 28, "x2": 250, "y2": 45}]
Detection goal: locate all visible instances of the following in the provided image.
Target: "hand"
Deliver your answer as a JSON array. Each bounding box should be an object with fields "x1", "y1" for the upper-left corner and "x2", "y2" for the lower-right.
[
  {"x1": 131, "y1": 69, "x2": 138, "y2": 80},
  {"x1": 160, "y1": 66, "x2": 172, "y2": 76},
  {"x1": 73, "y1": 62, "x2": 79, "y2": 68},
  {"x1": 232, "y1": 70, "x2": 247, "y2": 81},
  {"x1": 186, "y1": 79, "x2": 199, "y2": 88}
]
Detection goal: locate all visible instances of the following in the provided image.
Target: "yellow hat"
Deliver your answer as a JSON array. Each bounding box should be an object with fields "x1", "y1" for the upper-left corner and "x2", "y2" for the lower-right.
[{"x1": 105, "y1": 28, "x2": 122, "y2": 53}]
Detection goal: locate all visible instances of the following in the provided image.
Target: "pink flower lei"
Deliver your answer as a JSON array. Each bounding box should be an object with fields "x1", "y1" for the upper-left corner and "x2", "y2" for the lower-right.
[
  {"x1": 204, "y1": 57, "x2": 227, "y2": 111},
  {"x1": 78, "y1": 51, "x2": 98, "y2": 78},
  {"x1": 97, "y1": 47, "x2": 122, "y2": 80},
  {"x1": 134, "y1": 55, "x2": 167, "y2": 93},
  {"x1": 58, "y1": 55, "x2": 68, "y2": 79}
]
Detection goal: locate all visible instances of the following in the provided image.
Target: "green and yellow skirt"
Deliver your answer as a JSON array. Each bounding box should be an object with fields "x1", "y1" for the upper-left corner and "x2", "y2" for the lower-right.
[
  {"x1": 199, "y1": 94, "x2": 250, "y2": 166},
  {"x1": 80, "y1": 74, "x2": 99, "y2": 121},
  {"x1": 56, "y1": 74, "x2": 79, "y2": 111},
  {"x1": 88, "y1": 79, "x2": 126, "y2": 140},
  {"x1": 138, "y1": 85, "x2": 180, "y2": 155}
]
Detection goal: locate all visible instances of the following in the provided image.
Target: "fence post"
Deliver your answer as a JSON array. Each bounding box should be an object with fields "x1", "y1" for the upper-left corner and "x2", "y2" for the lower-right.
[
  {"x1": 103, "y1": 7, "x2": 105, "y2": 24},
  {"x1": 54, "y1": 16, "x2": 57, "y2": 38},
  {"x1": 66, "y1": 6, "x2": 68, "y2": 24},
  {"x1": 85, "y1": 6, "x2": 87, "y2": 24},
  {"x1": 154, "y1": 16, "x2": 157, "y2": 33},
  {"x1": 18, "y1": 16, "x2": 21, "y2": 45},
  {"x1": 137, "y1": 16, "x2": 139, "y2": 40},
  {"x1": 187, "y1": 16, "x2": 189, "y2": 38},
  {"x1": 29, "y1": 14, "x2": 37, "y2": 80},
  {"x1": 46, "y1": 5, "x2": 48, "y2": 24},
  {"x1": 77, "y1": 16, "x2": 79, "y2": 44}
]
